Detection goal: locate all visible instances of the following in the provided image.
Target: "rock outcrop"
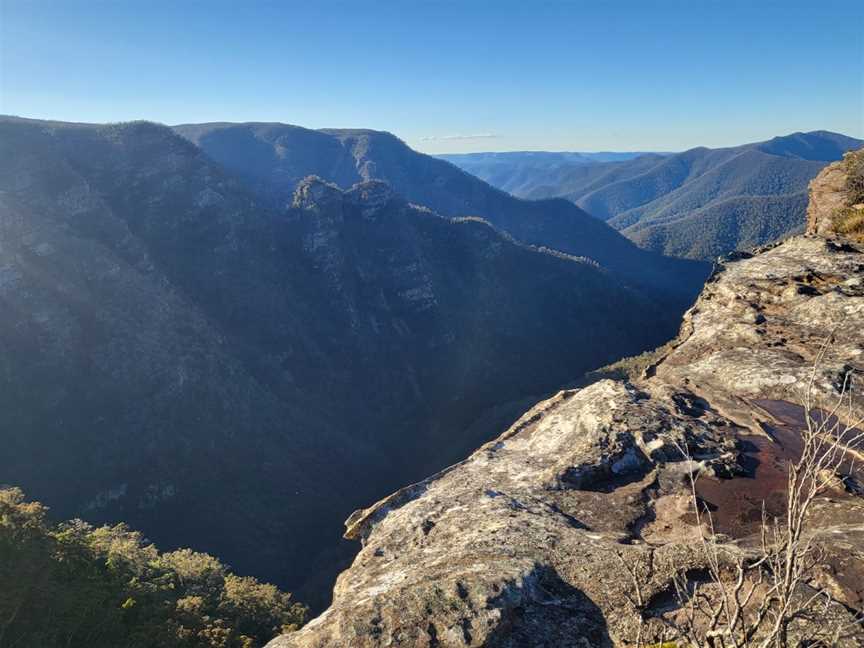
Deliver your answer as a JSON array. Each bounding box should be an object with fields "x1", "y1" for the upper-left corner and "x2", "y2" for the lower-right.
[
  {"x1": 806, "y1": 159, "x2": 848, "y2": 236},
  {"x1": 174, "y1": 121, "x2": 711, "y2": 306},
  {"x1": 268, "y1": 234, "x2": 864, "y2": 647}
]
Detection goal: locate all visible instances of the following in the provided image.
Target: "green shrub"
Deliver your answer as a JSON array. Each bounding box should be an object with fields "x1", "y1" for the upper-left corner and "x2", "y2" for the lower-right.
[
  {"x1": 843, "y1": 148, "x2": 864, "y2": 205},
  {"x1": 0, "y1": 487, "x2": 306, "y2": 647},
  {"x1": 833, "y1": 205, "x2": 864, "y2": 242},
  {"x1": 585, "y1": 341, "x2": 675, "y2": 383}
]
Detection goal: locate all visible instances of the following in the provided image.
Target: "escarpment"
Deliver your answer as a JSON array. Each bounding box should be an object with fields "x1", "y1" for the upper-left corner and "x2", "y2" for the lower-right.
[
  {"x1": 268, "y1": 181, "x2": 864, "y2": 646},
  {"x1": 807, "y1": 147, "x2": 864, "y2": 239},
  {"x1": 806, "y1": 159, "x2": 849, "y2": 237}
]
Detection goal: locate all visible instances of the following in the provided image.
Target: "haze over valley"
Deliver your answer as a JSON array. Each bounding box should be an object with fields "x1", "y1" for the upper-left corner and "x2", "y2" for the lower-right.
[{"x1": 1, "y1": 1, "x2": 863, "y2": 647}]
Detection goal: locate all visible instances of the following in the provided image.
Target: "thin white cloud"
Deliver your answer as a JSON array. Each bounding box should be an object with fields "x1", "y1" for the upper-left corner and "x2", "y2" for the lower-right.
[{"x1": 419, "y1": 133, "x2": 498, "y2": 142}]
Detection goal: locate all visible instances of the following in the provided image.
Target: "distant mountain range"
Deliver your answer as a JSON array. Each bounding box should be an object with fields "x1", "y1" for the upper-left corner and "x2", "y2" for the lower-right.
[
  {"x1": 175, "y1": 123, "x2": 708, "y2": 305},
  {"x1": 0, "y1": 116, "x2": 703, "y2": 609},
  {"x1": 440, "y1": 131, "x2": 863, "y2": 259},
  {"x1": 437, "y1": 150, "x2": 663, "y2": 195}
]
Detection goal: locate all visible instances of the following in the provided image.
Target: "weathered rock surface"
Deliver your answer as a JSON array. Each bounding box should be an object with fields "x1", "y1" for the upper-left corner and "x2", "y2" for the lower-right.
[
  {"x1": 269, "y1": 234, "x2": 864, "y2": 647},
  {"x1": 807, "y1": 159, "x2": 848, "y2": 236}
]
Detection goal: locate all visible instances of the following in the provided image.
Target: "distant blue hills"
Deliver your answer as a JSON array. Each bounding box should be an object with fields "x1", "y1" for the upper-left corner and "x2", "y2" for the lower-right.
[{"x1": 439, "y1": 131, "x2": 863, "y2": 259}]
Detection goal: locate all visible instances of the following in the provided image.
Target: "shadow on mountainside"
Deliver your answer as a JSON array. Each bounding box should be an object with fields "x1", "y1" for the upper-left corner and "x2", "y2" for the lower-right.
[{"x1": 485, "y1": 564, "x2": 611, "y2": 648}]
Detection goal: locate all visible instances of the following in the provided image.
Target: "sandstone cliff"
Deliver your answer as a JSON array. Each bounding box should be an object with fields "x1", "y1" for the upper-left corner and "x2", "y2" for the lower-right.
[
  {"x1": 807, "y1": 148, "x2": 864, "y2": 239},
  {"x1": 806, "y1": 159, "x2": 848, "y2": 236},
  {"x1": 268, "y1": 165, "x2": 864, "y2": 646}
]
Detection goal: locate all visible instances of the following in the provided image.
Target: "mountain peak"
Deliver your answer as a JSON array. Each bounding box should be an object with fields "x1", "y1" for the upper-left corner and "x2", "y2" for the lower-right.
[
  {"x1": 755, "y1": 130, "x2": 862, "y2": 161},
  {"x1": 292, "y1": 177, "x2": 402, "y2": 214},
  {"x1": 345, "y1": 180, "x2": 398, "y2": 210},
  {"x1": 171, "y1": 119, "x2": 709, "y2": 305},
  {"x1": 292, "y1": 175, "x2": 344, "y2": 209}
]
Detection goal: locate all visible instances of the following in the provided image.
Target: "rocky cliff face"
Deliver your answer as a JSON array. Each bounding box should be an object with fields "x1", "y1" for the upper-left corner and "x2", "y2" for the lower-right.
[
  {"x1": 806, "y1": 159, "x2": 848, "y2": 236},
  {"x1": 268, "y1": 232, "x2": 864, "y2": 647}
]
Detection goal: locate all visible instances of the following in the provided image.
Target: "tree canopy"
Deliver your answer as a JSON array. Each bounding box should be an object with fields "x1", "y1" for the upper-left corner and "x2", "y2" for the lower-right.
[{"x1": 0, "y1": 487, "x2": 306, "y2": 648}]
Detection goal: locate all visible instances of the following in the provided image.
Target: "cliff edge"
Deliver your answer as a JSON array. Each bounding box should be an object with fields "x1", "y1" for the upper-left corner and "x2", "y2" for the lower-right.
[
  {"x1": 268, "y1": 161, "x2": 864, "y2": 647},
  {"x1": 807, "y1": 148, "x2": 864, "y2": 239}
]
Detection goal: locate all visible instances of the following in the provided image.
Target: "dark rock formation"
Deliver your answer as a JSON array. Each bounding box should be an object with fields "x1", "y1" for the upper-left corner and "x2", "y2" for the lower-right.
[{"x1": 174, "y1": 121, "x2": 710, "y2": 305}]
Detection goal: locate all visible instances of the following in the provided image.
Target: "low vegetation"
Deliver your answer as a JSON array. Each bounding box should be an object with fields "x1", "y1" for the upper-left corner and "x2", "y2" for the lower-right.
[
  {"x1": 0, "y1": 488, "x2": 306, "y2": 648},
  {"x1": 584, "y1": 340, "x2": 676, "y2": 383},
  {"x1": 833, "y1": 206, "x2": 864, "y2": 241},
  {"x1": 832, "y1": 149, "x2": 864, "y2": 241},
  {"x1": 844, "y1": 148, "x2": 864, "y2": 205}
]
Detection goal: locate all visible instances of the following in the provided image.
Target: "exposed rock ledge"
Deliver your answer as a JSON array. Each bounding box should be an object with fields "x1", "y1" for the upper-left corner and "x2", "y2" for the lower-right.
[{"x1": 268, "y1": 235, "x2": 864, "y2": 647}]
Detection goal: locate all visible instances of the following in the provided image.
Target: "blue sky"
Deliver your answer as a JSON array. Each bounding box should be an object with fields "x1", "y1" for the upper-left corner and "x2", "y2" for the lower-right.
[{"x1": 1, "y1": 0, "x2": 862, "y2": 153}]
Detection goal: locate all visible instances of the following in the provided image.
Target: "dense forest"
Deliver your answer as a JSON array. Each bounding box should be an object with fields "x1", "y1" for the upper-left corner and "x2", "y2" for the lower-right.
[{"x1": 0, "y1": 488, "x2": 305, "y2": 648}]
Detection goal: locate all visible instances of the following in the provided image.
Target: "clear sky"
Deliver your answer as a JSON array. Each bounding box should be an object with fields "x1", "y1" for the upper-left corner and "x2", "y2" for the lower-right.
[{"x1": 1, "y1": 0, "x2": 862, "y2": 153}]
